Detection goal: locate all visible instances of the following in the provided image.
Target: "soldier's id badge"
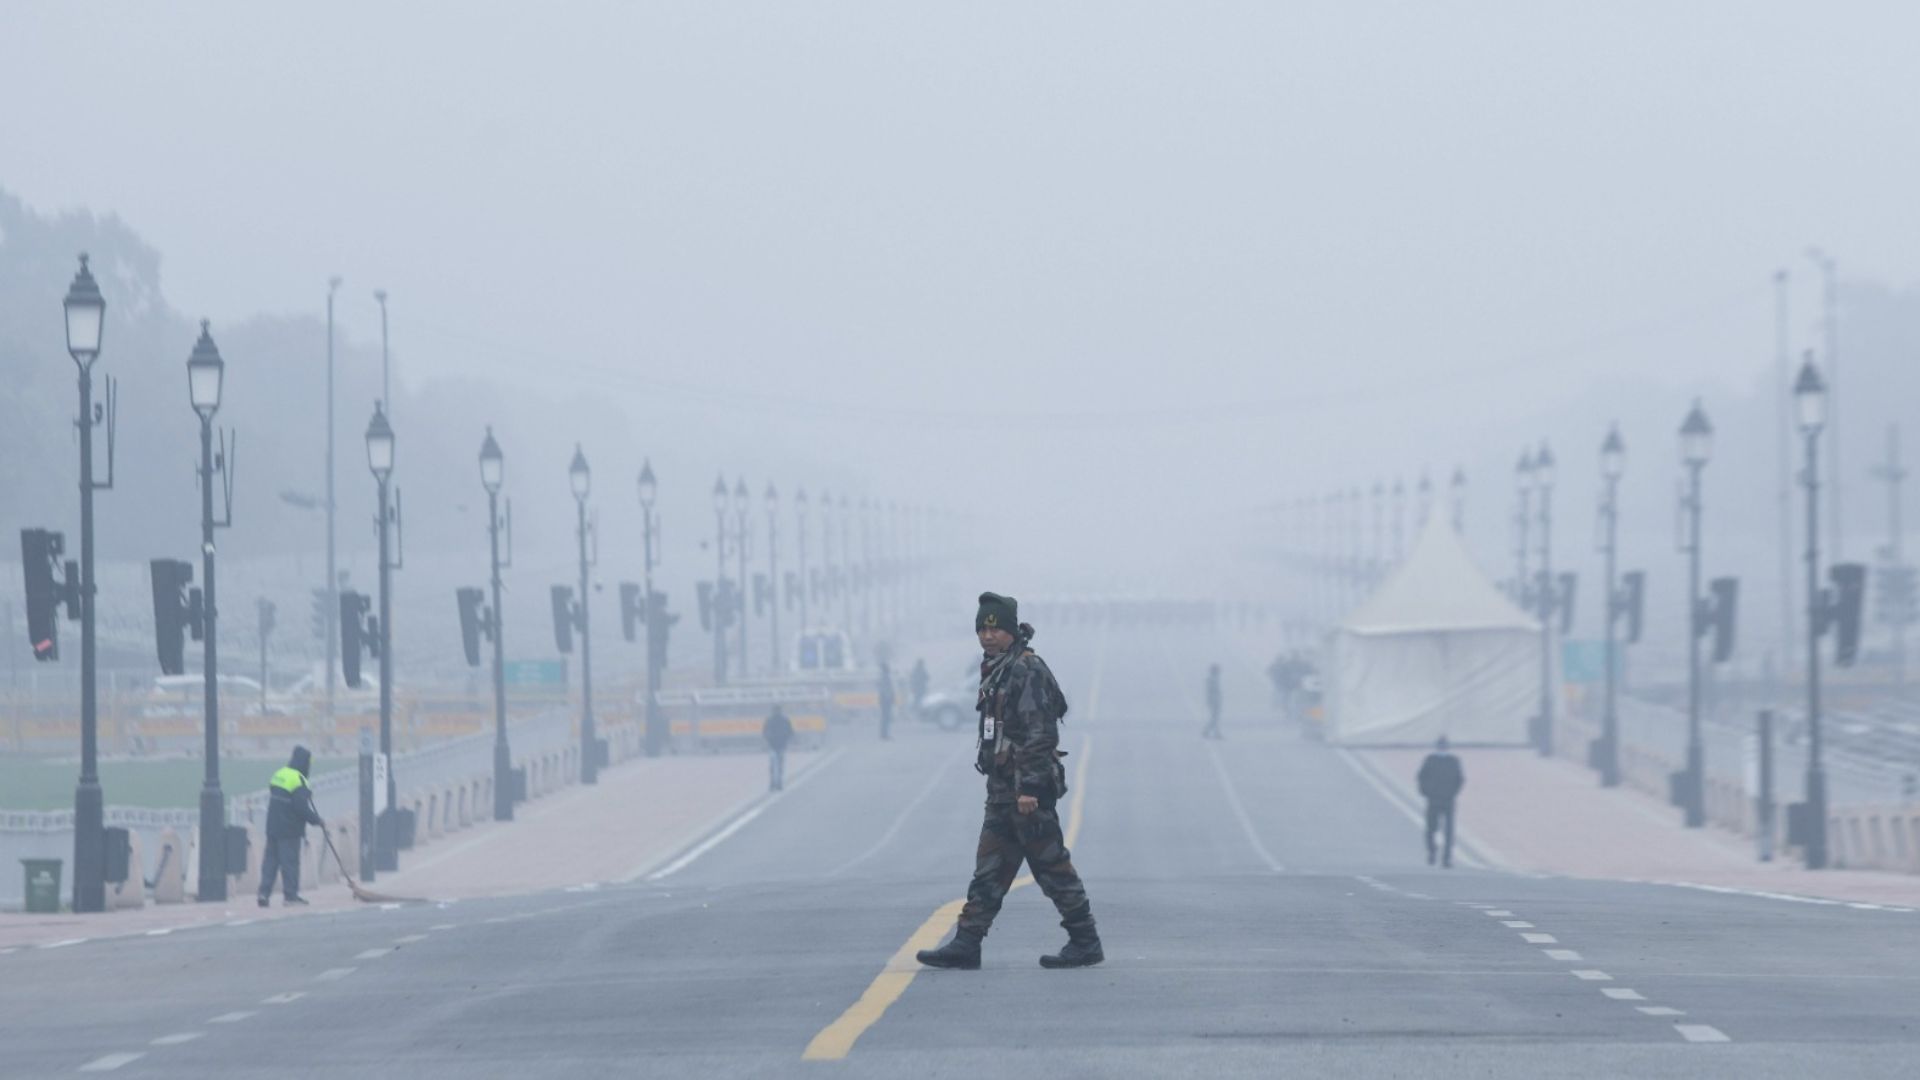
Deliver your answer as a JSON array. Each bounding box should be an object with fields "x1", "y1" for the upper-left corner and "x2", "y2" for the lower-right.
[{"x1": 983, "y1": 716, "x2": 996, "y2": 741}]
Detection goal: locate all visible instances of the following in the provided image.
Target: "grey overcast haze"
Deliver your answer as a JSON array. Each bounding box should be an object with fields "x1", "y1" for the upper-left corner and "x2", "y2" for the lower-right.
[
  {"x1": 10, "y1": 8, "x2": 1920, "y2": 1078},
  {"x1": 6, "y1": 1, "x2": 1920, "y2": 583}
]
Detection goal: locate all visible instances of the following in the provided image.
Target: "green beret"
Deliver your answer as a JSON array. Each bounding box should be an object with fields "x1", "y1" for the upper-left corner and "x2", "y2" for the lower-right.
[{"x1": 975, "y1": 592, "x2": 1018, "y2": 633}]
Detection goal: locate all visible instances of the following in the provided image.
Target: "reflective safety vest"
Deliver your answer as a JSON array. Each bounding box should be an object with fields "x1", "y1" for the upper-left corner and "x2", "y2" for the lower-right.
[{"x1": 266, "y1": 766, "x2": 319, "y2": 838}]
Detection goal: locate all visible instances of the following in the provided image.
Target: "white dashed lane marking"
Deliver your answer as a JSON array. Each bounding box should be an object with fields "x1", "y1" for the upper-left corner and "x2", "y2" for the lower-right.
[
  {"x1": 430, "y1": 924, "x2": 456, "y2": 931},
  {"x1": 314, "y1": 967, "x2": 356, "y2": 982},
  {"x1": 354, "y1": 947, "x2": 394, "y2": 960},
  {"x1": 1464, "y1": 896, "x2": 1728, "y2": 1041},
  {"x1": 394, "y1": 934, "x2": 428, "y2": 945},
  {"x1": 150, "y1": 1033, "x2": 203, "y2": 1046},
  {"x1": 263, "y1": 991, "x2": 306, "y2": 1004},
  {"x1": 42, "y1": 938, "x2": 88, "y2": 949},
  {"x1": 208, "y1": 1011, "x2": 257, "y2": 1024},
  {"x1": 78, "y1": 1052, "x2": 144, "y2": 1072}
]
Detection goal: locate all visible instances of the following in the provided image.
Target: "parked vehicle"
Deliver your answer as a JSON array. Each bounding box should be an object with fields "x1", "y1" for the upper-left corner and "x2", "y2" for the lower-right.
[{"x1": 915, "y1": 664, "x2": 979, "y2": 732}]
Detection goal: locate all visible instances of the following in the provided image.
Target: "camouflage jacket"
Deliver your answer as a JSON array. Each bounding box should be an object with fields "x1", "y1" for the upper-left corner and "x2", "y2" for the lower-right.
[{"x1": 976, "y1": 649, "x2": 1068, "y2": 805}]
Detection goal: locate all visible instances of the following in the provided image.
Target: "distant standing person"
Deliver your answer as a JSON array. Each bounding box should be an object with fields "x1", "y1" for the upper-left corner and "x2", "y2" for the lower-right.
[
  {"x1": 909, "y1": 658, "x2": 930, "y2": 717},
  {"x1": 764, "y1": 704, "x2": 794, "y2": 792},
  {"x1": 1417, "y1": 736, "x2": 1465, "y2": 867},
  {"x1": 878, "y1": 661, "x2": 896, "y2": 741},
  {"x1": 259, "y1": 745, "x2": 324, "y2": 907},
  {"x1": 1201, "y1": 663, "x2": 1223, "y2": 739}
]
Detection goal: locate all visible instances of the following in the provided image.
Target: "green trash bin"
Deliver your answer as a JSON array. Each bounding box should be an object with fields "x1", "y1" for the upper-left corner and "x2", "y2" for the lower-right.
[{"x1": 22, "y1": 858, "x2": 62, "y2": 914}]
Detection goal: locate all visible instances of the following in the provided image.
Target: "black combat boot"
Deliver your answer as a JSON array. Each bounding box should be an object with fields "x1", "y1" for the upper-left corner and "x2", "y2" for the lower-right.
[
  {"x1": 1040, "y1": 909, "x2": 1103, "y2": 969},
  {"x1": 916, "y1": 927, "x2": 982, "y2": 970}
]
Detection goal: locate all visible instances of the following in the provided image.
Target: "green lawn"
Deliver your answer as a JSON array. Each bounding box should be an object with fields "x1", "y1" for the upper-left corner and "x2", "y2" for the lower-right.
[{"x1": 0, "y1": 756, "x2": 352, "y2": 811}]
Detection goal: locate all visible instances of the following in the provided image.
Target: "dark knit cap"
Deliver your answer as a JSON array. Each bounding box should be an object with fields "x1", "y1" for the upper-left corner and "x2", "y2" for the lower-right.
[{"x1": 975, "y1": 592, "x2": 1018, "y2": 632}]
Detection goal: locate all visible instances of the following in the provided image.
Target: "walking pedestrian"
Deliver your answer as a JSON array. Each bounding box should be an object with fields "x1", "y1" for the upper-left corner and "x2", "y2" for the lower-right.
[
  {"x1": 917, "y1": 592, "x2": 1103, "y2": 970},
  {"x1": 909, "y1": 658, "x2": 930, "y2": 718},
  {"x1": 1417, "y1": 736, "x2": 1465, "y2": 867},
  {"x1": 763, "y1": 704, "x2": 793, "y2": 791},
  {"x1": 1201, "y1": 663, "x2": 1223, "y2": 739},
  {"x1": 258, "y1": 745, "x2": 323, "y2": 907}
]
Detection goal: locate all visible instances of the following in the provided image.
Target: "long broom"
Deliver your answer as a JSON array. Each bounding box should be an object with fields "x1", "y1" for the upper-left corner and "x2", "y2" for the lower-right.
[{"x1": 319, "y1": 820, "x2": 427, "y2": 904}]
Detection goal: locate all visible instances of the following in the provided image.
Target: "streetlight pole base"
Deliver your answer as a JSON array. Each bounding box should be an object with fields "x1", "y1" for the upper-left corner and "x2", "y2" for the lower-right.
[
  {"x1": 494, "y1": 740, "x2": 515, "y2": 821},
  {"x1": 1804, "y1": 766, "x2": 1828, "y2": 869},
  {"x1": 197, "y1": 784, "x2": 227, "y2": 902},
  {"x1": 72, "y1": 780, "x2": 106, "y2": 913},
  {"x1": 1684, "y1": 740, "x2": 1707, "y2": 828}
]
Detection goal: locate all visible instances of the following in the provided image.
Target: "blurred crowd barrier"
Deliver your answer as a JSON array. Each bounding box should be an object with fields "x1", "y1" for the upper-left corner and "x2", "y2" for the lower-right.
[{"x1": 1558, "y1": 702, "x2": 1920, "y2": 875}]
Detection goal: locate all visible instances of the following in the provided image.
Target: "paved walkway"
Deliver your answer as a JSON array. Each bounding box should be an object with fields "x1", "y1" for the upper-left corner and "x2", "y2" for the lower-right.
[
  {"x1": 0, "y1": 749, "x2": 822, "y2": 950},
  {"x1": 1357, "y1": 745, "x2": 1920, "y2": 908}
]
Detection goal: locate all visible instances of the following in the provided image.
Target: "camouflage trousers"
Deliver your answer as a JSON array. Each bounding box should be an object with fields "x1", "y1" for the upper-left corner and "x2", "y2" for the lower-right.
[{"x1": 956, "y1": 801, "x2": 1092, "y2": 937}]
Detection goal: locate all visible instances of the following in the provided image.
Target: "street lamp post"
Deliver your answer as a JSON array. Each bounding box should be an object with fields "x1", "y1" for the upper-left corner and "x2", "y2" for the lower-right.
[
  {"x1": 481, "y1": 429, "x2": 513, "y2": 820},
  {"x1": 860, "y1": 496, "x2": 873, "y2": 638},
  {"x1": 325, "y1": 276, "x2": 341, "y2": 733},
  {"x1": 365, "y1": 403, "x2": 399, "y2": 870},
  {"x1": 63, "y1": 255, "x2": 110, "y2": 913},
  {"x1": 1535, "y1": 441, "x2": 1556, "y2": 758},
  {"x1": 1795, "y1": 359, "x2": 1831, "y2": 868},
  {"x1": 187, "y1": 322, "x2": 232, "y2": 901},
  {"x1": 841, "y1": 494, "x2": 854, "y2": 639},
  {"x1": 734, "y1": 478, "x2": 750, "y2": 678},
  {"x1": 713, "y1": 475, "x2": 731, "y2": 684},
  {"x1": 890, "y1": 499, "x2": 906, "y2": 630},
  {"x1": 796, "y1": 488, "x2": 811, "y2": 637},
  {"x1": 766, "y1": 484, "x2": 781, "y2": 674},
  {"x1": 1679, "y1": 399, "x2": 1714, "y2": 828},
  {"x1": 1392, "y1": 478, "x2": 1406, "y2": 562},
  {"x1": 637, "y1": 460, "x2": 663, "y2": 756},
  {"x1": 571, "y1": 447, "x2": 597, "y2": 785},
  {"x1": 1598, "y1": 425, "x2": 1626, "y2": 787},
  {"x1": 1371, "y1": 481, "x2": 1385, "y2": 585},
  {"x1": 821, "y1": 490, "x2": 834, "y2": 630},
  {"x1": 1514, "y1": 451, "x2": 1534, "y2": 607}
]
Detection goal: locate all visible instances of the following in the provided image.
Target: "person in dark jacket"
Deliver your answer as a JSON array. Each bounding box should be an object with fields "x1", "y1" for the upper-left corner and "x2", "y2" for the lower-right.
[
  {"x1": 877, "y1": 662, "x2": 896, "y2": 741},
  {"x1": 259, "y1": 745, "x2": 324, "y2": 906},
  {"x1": 908, "y1": 659, "x2": 930, "y2": 718},
  {"x1": 764, "y1": 705, "x2": 794, "y2": 791},
  {"x1": 1416, "y1": 736, "x2": 1466, "y2": 868},
  {"x1": 1201, "y1": 663, "x2": 1224, "y2": 739}
]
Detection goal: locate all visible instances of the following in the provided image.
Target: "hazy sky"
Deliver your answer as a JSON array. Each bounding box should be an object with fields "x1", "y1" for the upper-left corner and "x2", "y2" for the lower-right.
[{"x1": 5, "y1": 1, "x2": 1918, "y2": 584}]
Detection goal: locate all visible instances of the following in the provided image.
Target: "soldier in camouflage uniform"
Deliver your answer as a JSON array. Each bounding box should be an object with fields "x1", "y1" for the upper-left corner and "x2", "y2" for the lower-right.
[{"x1": 917, "y1": 592, "x2": 1104, "y2": 970}]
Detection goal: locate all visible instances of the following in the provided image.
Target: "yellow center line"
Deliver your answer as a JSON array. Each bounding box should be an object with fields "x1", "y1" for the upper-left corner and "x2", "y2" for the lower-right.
[{"x1": 803, "y1": 630, "x2": 1107, "y2": 1062}]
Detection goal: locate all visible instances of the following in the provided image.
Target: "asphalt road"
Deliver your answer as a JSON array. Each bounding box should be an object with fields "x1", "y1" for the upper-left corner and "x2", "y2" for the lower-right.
[{"x1": 4, "y1": 625, "x2": 1918, "y2": 1078}]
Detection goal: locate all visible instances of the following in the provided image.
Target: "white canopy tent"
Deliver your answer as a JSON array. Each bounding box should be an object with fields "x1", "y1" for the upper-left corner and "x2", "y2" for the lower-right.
[{"x1": 1326, "y1": 518, "x2": 1541, "y2": 746}]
